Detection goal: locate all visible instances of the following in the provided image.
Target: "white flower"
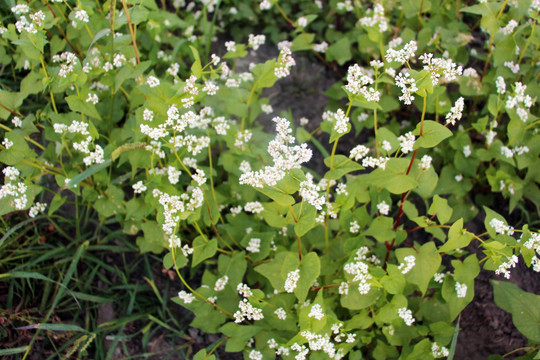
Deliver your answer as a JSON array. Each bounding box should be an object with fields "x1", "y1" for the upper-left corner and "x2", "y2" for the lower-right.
[
  {"x1": 260, "y1": 0, "x2": 271, "y2": 10},
  {"x1": 418, "y1": 155, "x2": 432, "y2": 170},
  {"x1": 504, "y1": 61, "x2": 520, "y2": 74},
  {"x1": 267, "y1": 338, "x2": 278, "y2": 349},
  {"x1": 132, "y1": 181, "x2": 147, "y2": 194},
  {"x1": 489, "y1": 218, "x2": 514, "y2": 235},
  {"x1": 234, "y1": 299, "x2": 264, "y2": 323},
  {"x1": 395, "y1": 71, "x2": 418, "y2": 105},
  {"x1": 2, "y1": 138, "x2": 13, "y2": 149},
  {"x1": 350, "y1": 145, "x2": 369, "y2": 161},
  {"x1": 86, "y1": 93, "x2": 98, "y2": 104},
  {"x1": 261, "y1": 104, "x2": 273, "y2": 114},
  {"x1": 249, "y1": 350, "x2": 262, "y2": 360},
  {"x1": 339, "y1": 282, "x2": 349, "y2": 295},
  {"x1": 500, "y1": 146, "x2": 514, "y2": 158},
  {"x1": 398, "y1": 132, "x2": 415, "y2": 154},
  {"x1": 344, "y1": 261, "x2": 372, "y2": 294},
  {"x1": 463, "y1": 145, "x2": 471, "y2": 158},
  {"x1": 496, "y1": 76, "x2": 506, "y2": 95},
  {"x1": 495, "y1": 255, "x2": 519, "y2": 279},
  {"x1": 345, "y1": 64, "x2": 380, "y2": 102},
  {"x1": 214, "y1": 275, "x2": 229, "y2": 291},
  {"x1": 398, "y1": 307, "x2": 415, "y2": 326},
  {"x1": 225, "y1": 41, "x2": 236, "y2": 52},
  {"x1": 274, "y1": 307, "x2": 287, "y2": 320},
  {"x1": 11, "y1": 4, "x2": 30, "y2": 14},
  {"x1": 246, "y1": 238, "x2": 261, "y2": 253},
  {"x1": 433, "y1": 273, "x2": 445, "y2": 283},
  {"x1": 377, "y1": 200, "x2": 390, "y2": 215},
  {"x1": 445, "y1": 97, "x2": 464, "y2": 126},
  {"x1": 248, "y1": 34, "x2": 266, "y2": 50},
  {"x1": 245, "y1": 201, "x2": 264, "y2": 214},
  {"x1": 113, "y1": 53, "x2": 126, "y2": 67},
  {"x1": 398, "y1": 255, "x2": 416, "y2": 274},
  {"x1": 28, "y1": 202, "x2": 47, "y2": 218},
  {"x1": 500, "y1": 19, "x2": 519, "y2": 35},
  {"x1": 358, "y1": 4, "x2": 388, "y2": 32},
  {"x1": 284, "y1": 269, "x2": 300, "y2": 292},
  {"x1": 349, "y1": 220, "x2": 360, "y2": 234},
  {"x1": 143, "y1": 109, "x2": 154, "y2": 121},
  {"x1": 308, "y1": 304, "x2": 324, "y2": 320},
  {"x1": 333, "y1": 109, "x2": 350, "y2": 134},
  {"x1": 275, "y1": 46, "x2": 295, "y2": 78},
  {"x1": 382, "y1": 140, "x2": 392, "y2": 152},
  {"x1": 237, "y1": 283, "x2": 253, "y2": 298},
  {"x1": 455, "y1": 174, "x2": 463, "y2": 182},
  {"x1": 432, "y1": 342, "x2": 450, "y2": 358},
  {"x1": 455, "y1": 282, "x2": 467, "y2": 298},
  {"x1": 178, "y1": 290, "x2": 195, "y2": 304},
  {"x1": 12, "y1": 117, "x2": 22, "y2": 128},
  {"x1": 385, "y1": 40, "x2": 417, "y2": 64},
  {"x1": 147, "y1": 76, "x2": 160, "y2": 88},
  {"x1": 297, "y1": 16, "x2": 307, "y2": 28},
  {"x1": 313, "y1": 42, "x2": 328, "y2": 53}
]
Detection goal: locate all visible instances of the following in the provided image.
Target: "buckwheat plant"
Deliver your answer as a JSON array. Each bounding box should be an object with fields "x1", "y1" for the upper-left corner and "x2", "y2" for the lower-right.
[{"x1": 1, "y1": 0, "x2": 540, "y2": 359}]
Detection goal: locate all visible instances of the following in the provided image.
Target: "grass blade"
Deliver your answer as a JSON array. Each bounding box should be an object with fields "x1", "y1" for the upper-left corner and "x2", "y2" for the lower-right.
[{"x1": 448, "y1": 314, "x2": 461, "y2": 360}]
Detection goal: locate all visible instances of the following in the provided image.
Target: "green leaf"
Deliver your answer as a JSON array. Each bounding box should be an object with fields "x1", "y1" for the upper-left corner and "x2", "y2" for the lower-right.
[
  {"x1": 189, "y1": 45, "x2": 202, "y2": 78},
  {"x1": 138, "y1": 221, "x2": 167, "y2": 254},
  {"x1": 220, "y1": 323, "x2": 261, "y2": 352},
  {"x1": 414, "y1": 120, "x2": 453, "y2": 149},
  {"x1": 193, "y1": 349, "x2": 215, "y2": 360},
  {"x1": 65, "y1": 95, "x2": 102, "y2": 120},
  {"x1": 257, "y1": 186, "x2": 295, "y2": 206},
  {"x1": 365, "y1": 216, "x2": 395, "y2": 243},
  {"x1": 439, "y1": 219, "x2": 473, "y2": 253},
  {"x1": 291, "y1": 33, "x2": 315, "y2": 51},
  {"x1": 442, "y1": 255, "x2": 479, "y2": 321},
  {"x1": 492, "y1": 280, "x2": 540, "y2": 342},
  {"x1": 192, "y1": 237, "x2": 218, "y2": 267},
  {"x1": 428, "y1": 195, "x2": 453, "y2": 224},
  {"x1": 294, "y1": 252, "x2": 320, "y2": 303},
  {"x1": 289, "y1": 203, "x2": 317, "y2": 237},
  {"x1": 341, "y1": 286, "x2": 382, "y2": 310},
  {"x1": 363, "y1": 169, "x2": 418, "y2": 195},
  {"x1": 397, "y1": 242, "x2": 441, "y2": 295},
  {"x1": 0, "y1": 347, "x2": 29, "y2": 356},
  {"x1": 67, "y1": 159, "x2": 111, "y2": 187},
  {"x1": 327, "y1": 37, "x2": 352, "y2": 65},
  {"x1": 251, "y1": 59, "x2": 278, "y2": 89},
  {"x1": 255, "y1": 252, "x2": 298, "y2": 291},
  {"x1": 15, "y1": 323, "x2": 88, "y2": 333},
  {"x1": 324, "y1": 155, "x2": 363, "y2": 180},
  {"x1": 381, "y1": 265, "x2": 406, "y2": 295},
  {"x1": 483, "y1": 206, "x2": 507, "y2": 238}
]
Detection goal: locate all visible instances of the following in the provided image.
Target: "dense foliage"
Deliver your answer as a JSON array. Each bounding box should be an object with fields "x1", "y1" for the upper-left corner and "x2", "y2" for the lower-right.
[{"x1": 1, "y1": 0, "x2": 539, "y2": 359}]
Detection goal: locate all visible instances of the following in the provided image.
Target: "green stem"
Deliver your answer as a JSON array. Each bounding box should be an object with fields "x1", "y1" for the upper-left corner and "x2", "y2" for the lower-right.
[{"x1": 171, "y1": 250, "x2": 233, "y2": 317}]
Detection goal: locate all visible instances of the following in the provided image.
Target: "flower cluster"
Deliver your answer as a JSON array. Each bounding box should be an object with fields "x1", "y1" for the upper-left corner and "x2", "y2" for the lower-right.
[
  {"x1": 234, "y1": 299, "x2": 264, "y2": 323},
  {"x1": 419, "y1": 53, "x2": 462, "y2": 86},
  {"x1": 240, "y1": 117, "x2": 312, "y2": 188},
  {"x1": 358, "y1": 4, "x2": 388, "y2": 32},
  {"x1": 455, "y1": 282, "x2": 468, "y2": 298},
  {"x1": 345, "y1": 64, "x2": 380, "y2": 102},
  {"x1": 284, "y1": 269, "x2": 300, "y2": 293},
  {"x1": 506, "y1": 82, "x2": 535, "y2": 122},
  {"x1": 398, "y1": 255, "x2": 416, "y2": 274},
  {"x1": 275, "y1": 46, "x2": 295, "y2": 78},
  {"x1": 398, "y1": 307, "x2": 415, "y2": 326}
]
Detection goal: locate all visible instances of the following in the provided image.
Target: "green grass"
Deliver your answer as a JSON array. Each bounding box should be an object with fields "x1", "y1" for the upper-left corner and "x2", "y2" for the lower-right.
[{"x1": 0, "y1": 211, "x2": 193, "y2": 359}]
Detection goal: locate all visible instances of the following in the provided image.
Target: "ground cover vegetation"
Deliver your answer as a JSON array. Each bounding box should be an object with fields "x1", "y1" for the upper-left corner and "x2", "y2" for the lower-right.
[{"x1": 0, "y1": 0, "x2": 540, "y2": 359}]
